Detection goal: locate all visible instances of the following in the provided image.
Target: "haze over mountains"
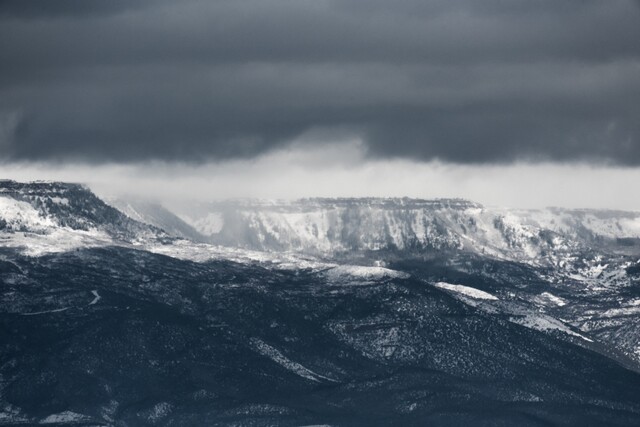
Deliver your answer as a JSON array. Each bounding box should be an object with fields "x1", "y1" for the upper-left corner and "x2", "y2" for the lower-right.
[
  {"x1": 2, "y1": 179, "x2": 640, "y2": 425},
  {"x1": 115, "y1": 192, "x2": 640, "y2": 261}
]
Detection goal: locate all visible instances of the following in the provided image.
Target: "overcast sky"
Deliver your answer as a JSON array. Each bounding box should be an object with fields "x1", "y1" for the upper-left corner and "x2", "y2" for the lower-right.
[{"x1": 1, "y1": 0, "x2": 639, "y2": 208}]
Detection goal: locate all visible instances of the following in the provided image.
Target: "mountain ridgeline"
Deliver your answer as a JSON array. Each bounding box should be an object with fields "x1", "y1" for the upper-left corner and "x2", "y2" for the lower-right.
[
  {"x1": 3, "y1": 180, "x2": 640, "y2": 261},
  {"x1": 3, "y1": 180, "x2": 640, "y2": 425},
  {"x1": 0, "y1": 180, "x2": 164, "y2": 241},
  {"x1": 170, "y1": 197, "x2": 640, "y2": 261}
]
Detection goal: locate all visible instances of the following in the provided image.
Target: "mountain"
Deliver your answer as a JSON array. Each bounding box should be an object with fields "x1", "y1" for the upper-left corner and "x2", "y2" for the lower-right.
[
  {"x1": 106, "y1": 198, "x2": 206, "y2": 242},
  {"x1": 0, "y1": 180, "x2": 166, "y2": 243},
  {"x1": 3, "y1": 247, "x2": 640, "y2": 426},
  {"x1": 3, "y1": 181, "x2": 640, "y2": 425},
  {"x1": 172, "y1": 197, "x2": 640, "y2": 261}
]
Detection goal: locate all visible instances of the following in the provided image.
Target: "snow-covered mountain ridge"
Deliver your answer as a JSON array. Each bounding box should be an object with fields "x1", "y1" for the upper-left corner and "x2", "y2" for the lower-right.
[
  {"x1": 172, "y1": 198, "x2": 640, "y2": 263},
  {"x1": 4, "y1": 179, "x2": 640, "y2": 265},
  {"x1": 0, "y1": 180, "x2": 165, "y2": 254}
]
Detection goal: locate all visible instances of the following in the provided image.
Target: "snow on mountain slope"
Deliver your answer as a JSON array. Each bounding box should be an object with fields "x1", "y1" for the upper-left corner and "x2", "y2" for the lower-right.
[
  {"x1": 173, "y1": 198, "x2": 640, "y2": 265},
  {"x1": 0, "y1": 180, "x2": 165, "y2": 254},
  {"x1": 0, "y1": 195, "x2": 114, "y2": 256},
  {"x1": 0, "y1": 226, "x2": 114, "y2": 257},
  {"x1": 498, "y1": 207, "x2": 640, "y2": 242},
  {"x1": 0, "y1": 196, "x2": 57, "y2": 233},
  {"x1": 106, "y1": 198, "x2": 205, "y2": 242},
  {"x1": 177, "y1": 199, "x2": 490, "y2": 253},
  {"x1": 3, "y1": 181, "x2": 640, "y2": 271},
  {"x1": 434, "y1": 282, "x2": 499, "y2": 300}
]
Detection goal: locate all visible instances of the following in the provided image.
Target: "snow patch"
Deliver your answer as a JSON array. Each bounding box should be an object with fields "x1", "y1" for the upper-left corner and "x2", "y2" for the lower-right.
[
  {"x1": 539, "y1": 292, "x2": 566, "y2": 307},
  {"x1": 510, "y1": 314, "x2": 593, "y2": 342},
  {"x1": 49, "y1": 196, "x2": 69, "y2": 206},
  {"x1": 0, "y1": 227, "x2": 113, "y2": 256},
  {"x1": 325, "y1": 265, "x2": 409, "y2": 281},
  {"x1": 40, "y1": 411, "x2": 90, "y2": 424},
  {"x1": 0, "y1": 196, "x2": 57, "y2": 232},
  {"x1": 434, "y1": 282, "x2": 498, "y2": 300},
  {"x1": 89, "y1": 290, "x2": 101, "y2": 305},
  {"x1": 145, "y1": 239, "x2": 329, "y2": 271},
  {"x1": 600, "y1": 306, "x2": 640, "y2": 318},
  {"x1": 250, "y1": 338, "x2": 337, "y2": 383}
]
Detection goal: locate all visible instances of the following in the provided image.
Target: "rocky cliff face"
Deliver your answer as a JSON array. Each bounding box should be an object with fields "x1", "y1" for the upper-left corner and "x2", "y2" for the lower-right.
[{"x1": 174, "y1": 198, "x2": 640, "y2": 263}]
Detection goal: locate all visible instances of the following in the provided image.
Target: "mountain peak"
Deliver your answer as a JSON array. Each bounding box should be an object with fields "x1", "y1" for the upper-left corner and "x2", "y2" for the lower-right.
[{"x1": 0, "y1": 179, "x2": 163, "y2": 243}]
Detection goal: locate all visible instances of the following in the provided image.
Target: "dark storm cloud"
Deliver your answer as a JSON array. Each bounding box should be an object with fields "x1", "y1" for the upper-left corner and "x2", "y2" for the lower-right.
[
  {"x1": 0, "y1": 0, "x2": 639, "y2": 164},
  {"x1": 0, "y1": 0, "x2": 155, "y2": 19}
]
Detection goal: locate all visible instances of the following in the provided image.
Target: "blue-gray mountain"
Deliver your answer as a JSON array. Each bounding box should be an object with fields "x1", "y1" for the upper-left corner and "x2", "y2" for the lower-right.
[{"x1": 1, "y1": 180, "x2": 640, "y2": 426}]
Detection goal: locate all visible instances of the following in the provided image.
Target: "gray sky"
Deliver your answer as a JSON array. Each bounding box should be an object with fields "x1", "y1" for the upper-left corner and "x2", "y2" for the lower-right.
[{"x1": 1, "y1": 0, "x2": 639, "y2": 208}]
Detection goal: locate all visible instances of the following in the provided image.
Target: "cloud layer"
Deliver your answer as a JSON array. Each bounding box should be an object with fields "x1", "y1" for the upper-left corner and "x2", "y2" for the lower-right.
[{"x1": 1, "y1": 0, "x2": 639, "y2": 164}]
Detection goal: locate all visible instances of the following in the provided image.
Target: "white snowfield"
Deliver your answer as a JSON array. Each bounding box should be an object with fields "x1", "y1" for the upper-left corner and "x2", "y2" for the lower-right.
[
  {"x1": 0, "y1": 196, "x2": 57, "y2": 233},
  {"x1": 144, "y1": 239, "x2": 411, "y2": 279},
  {"x1": 0, "y1": 226, "x2": 113, "y2": 257},
  {"x1": 434, "y1": 282, "x2": 499, "y2": 300},
  {"x1": 144, "y1": 239, "x2": 331, "y2": 270},
  {"x1": 539, "y1": 292, "x2": 567, "y2": 307},
  {"x1": 324, "y1": 265, "x2": 410, "y2": 281},
  {"x1": 0, "y1": 195, "x2": 114, "y2": 256}
]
